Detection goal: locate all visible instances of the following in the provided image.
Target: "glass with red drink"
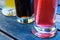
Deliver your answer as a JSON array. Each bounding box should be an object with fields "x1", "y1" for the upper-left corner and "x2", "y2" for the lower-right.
[{"x1": 32, "y1": 0, "x2": 58, "y2": 38}]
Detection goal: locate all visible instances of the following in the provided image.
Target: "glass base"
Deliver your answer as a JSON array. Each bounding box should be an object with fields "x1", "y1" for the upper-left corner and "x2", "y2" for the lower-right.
[
  {"x1": 2, "y1": 8, "x2": 16, "y2": 16},
  {"x1": 17, "y1": 16, "x2": 34, "y2": 24},
  {"x1": 32, "y1": 25, "x2": 56, "y2": 38}
]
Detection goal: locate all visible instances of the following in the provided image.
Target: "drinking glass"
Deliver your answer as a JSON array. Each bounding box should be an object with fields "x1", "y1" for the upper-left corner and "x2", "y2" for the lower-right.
[
  {"x1": 32, "y1": 0, "x2": 58, "y2": 38},
  {"x1": 2, "y1": 0, "x2": 16, "y2": 16},
  {"x1": 15, "y1": 0, "x2": 34, "y2": 24}
]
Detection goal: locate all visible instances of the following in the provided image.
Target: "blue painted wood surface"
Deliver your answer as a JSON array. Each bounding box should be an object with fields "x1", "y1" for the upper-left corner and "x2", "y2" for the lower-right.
[
  {"x1": 0, "y1": 12, "x2": 60, "y2": 40},
  {"x1": 0, "y1": 32, "x2": 13, "y2": 40},
  {"x1": 58, "y1": 0, "x2": 60, "y2": 4}
]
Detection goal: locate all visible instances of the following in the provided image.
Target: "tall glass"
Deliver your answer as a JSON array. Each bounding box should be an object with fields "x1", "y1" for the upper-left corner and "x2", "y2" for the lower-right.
[
  {"x1": 32, "y1": 0, "x2": 58, "y2": 38},
  {"x1": 2, "y1": 0, "x2": 16, "y2": 16},
  {"x1": 15, "y1": 0, "x2": 34, "y2": 24}
]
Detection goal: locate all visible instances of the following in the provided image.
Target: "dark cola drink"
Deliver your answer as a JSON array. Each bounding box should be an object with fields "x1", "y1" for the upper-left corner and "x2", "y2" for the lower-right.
[{"x1": 15, "y1": 0, "x2": 34, "y2": 23}]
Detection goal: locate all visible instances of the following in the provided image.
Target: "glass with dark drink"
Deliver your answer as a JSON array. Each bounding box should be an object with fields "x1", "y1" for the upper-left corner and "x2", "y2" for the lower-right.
[
  {"x1": 32, "y1": 0, "x2": 58, "y2": 38},
  {"x1": 15, "y1": 0, "x2": 34, "y2": 23}
]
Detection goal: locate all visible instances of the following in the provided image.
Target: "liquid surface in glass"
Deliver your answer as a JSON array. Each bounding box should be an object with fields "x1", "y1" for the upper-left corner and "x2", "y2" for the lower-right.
[{"x1": 15, "y1": 0, "x2": 34, "y2": 18}]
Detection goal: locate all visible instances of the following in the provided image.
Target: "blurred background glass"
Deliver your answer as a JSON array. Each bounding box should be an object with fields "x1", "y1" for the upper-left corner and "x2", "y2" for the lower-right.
[{"x1": 0, "y1": 0, "x2": 16, "y2": 16}]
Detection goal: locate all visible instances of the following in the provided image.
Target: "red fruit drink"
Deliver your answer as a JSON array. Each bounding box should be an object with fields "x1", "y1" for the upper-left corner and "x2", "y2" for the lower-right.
[
  {"x1": 36, "y1": 0, "x2": 58, "y2": 27},
  {"x1": 32, "y1": 0, "x2": 58, "y2": 38},
  {"x1": 34, "y1": 0, "x2": 38, "y2": 15}
]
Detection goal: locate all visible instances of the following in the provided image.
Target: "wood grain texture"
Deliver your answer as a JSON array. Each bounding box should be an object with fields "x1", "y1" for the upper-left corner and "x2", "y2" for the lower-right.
[{"x1": 0, "y1": 12, "x2": 60, "y2": 40}]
